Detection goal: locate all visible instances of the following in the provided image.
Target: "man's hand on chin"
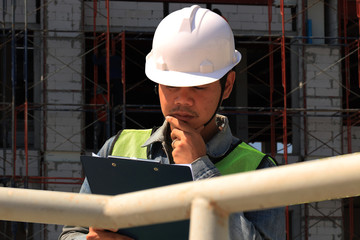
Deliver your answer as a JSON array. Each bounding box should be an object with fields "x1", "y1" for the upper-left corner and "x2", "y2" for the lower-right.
[{"x1": 166, "y1": 116, "x2": 206, "y2": 164}]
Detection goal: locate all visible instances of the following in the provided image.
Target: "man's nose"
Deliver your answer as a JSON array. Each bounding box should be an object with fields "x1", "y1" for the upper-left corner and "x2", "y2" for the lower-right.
[{"x1": 174, "y1": 88, "x2": 194, "y2": 106}]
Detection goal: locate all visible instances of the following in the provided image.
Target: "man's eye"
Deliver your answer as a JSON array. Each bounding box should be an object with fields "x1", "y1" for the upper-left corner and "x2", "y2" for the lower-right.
[
  {"x1": 194, "y1": 87, "x2": 205, "y2": 90},
  {"x1": 165, "y1": 86, "x2": 177, "y2": 90}
]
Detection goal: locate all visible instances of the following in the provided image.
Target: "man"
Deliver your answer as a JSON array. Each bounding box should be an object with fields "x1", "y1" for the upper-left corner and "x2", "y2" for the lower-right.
[{"x1": 59, "y1": 5, "x2": 285, "y2": 240}]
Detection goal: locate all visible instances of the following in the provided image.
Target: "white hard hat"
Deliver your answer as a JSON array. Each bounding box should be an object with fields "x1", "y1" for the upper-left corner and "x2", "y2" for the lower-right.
[{"x1": 145, "y1": 5, "x2": 241, "y2": 87}]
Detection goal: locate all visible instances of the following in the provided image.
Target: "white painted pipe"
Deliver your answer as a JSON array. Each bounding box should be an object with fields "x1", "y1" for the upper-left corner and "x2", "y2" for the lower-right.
[
  {"x1": 189, "y1": 197, "x2": 229, "y2": 240},
  {"x1": 0, "y1": 187, "x2": 112, "y2": 227},
  {"x1": 0, "y1": 153, "x2": 359, "y2": 230}
]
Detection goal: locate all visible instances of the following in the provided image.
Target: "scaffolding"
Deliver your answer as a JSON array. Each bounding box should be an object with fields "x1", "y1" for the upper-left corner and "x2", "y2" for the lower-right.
[{"x1": 0, "y1": 0, "x2": 360, "y2": 239}]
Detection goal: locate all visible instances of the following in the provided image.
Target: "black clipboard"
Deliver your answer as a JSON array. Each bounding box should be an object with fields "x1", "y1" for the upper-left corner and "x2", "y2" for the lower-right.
[{"x1": 80, "y1": 155, "x2": 193, "y2": 240}]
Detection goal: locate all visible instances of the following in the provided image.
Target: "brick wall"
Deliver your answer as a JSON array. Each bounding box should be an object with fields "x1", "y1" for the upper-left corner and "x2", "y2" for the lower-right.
[
  {"x1": 45, "y1": 0, "x2": 83, "y2": 154},
  {"x1": 302, "y1": 46, "x2": 343, "y2": 239},
  {"x1": 0, "y1": 1, "x2": 37, "y2": 24},
  {"x1": 83, "y1": 2, "x2": 293, "y2": 33},
  {"x1": 303, "y1": 46, "x2": 343, "y2": 158},
  {"x1": 1, "y1": 150, "x2": 40, "y2": 179},
  {"x1": 307, "y1": 200, "x2": 343, "y2": 240}
]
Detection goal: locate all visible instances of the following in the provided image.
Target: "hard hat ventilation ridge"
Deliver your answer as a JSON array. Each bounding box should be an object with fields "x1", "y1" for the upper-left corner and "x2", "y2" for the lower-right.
[
  {"x1": 179, "y1": 5, "x2": 201, "y2": 33},
  {"x1": 200, "y1": 60, "x2": 214, "y2": 73}
]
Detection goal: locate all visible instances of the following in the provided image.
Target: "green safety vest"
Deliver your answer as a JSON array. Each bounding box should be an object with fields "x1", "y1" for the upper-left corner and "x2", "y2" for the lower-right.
[{"x1": 111, "y1": 129, "x2": 273, "y2": 175}]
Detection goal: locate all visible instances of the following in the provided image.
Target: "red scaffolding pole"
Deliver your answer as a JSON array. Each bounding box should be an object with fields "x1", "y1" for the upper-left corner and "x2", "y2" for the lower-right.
[{"x1": 280, "y1": 1, "x2": 289, "y2": 240}]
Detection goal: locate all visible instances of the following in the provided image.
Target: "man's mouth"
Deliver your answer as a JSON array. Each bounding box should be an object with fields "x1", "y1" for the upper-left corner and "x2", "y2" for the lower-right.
[
  {"x1": 171, "y1": 113, "x2": 195, "y2": 122},
  {"x1": 169, "y1": 106, "x2": 199, "y2": 122}
]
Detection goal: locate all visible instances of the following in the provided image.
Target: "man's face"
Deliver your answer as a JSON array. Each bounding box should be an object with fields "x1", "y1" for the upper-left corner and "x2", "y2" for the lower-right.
[{"x1": 158, "y1": 81, "x2": 222, "y2": 129}]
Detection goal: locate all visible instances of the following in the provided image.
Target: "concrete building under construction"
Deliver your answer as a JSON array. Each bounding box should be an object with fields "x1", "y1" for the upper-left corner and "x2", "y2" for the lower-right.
[{"x1": 0, "y1": 0, "x2": 359, "y2": 239}]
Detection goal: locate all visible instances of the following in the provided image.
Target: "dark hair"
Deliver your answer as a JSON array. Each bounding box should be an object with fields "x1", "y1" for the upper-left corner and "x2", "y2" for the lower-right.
[
  {"x1": 219, "y1": 68, "x2": 236, "y2": 92},
  {"x1": 219, "y1": 74, "x2": 227, "y2": 92}
]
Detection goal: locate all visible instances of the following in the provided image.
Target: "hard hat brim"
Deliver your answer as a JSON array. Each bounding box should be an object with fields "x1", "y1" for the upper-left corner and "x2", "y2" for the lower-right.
[{"x1": 146, "y1": 50, "x2": 241, "y2": 87}]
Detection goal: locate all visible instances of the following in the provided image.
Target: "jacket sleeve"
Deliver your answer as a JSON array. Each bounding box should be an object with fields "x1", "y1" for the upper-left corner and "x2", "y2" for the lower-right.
[
  {"x1": 191, "y1": 155, "x2": 221, "y2": 180},
  {"x1": 58, "y1": 137, "x2": 115, "y2": 240}
]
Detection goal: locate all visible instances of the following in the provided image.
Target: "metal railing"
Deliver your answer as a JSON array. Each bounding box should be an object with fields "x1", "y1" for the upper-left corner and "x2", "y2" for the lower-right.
[{"x1": 0, "y1": 153, "x2": 360, "y2": 240}]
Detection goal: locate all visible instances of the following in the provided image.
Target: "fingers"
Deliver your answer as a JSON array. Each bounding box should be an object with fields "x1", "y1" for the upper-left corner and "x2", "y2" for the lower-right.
[
  {"x1": 171, "y1": 138, "x2": 179, "y2": 149},
  {"x1": 166, "y1": 115, "x2": 206, "y2": 164}
]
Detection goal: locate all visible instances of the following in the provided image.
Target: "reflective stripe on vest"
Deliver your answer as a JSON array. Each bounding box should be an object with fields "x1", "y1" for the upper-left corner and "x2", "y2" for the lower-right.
[{"x1": 111, "y1": 129, "x2": 271, "y2": 175}]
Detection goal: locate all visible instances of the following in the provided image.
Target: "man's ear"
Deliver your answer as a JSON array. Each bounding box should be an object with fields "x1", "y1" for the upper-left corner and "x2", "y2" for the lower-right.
[{"x1": 222, "y1": 71, "x2": 235, "y2": 100}]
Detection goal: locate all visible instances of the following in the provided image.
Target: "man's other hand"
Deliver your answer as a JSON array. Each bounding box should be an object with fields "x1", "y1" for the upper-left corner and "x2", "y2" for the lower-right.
[{"x1": 86, "y1": 227, "x2": 134, "y2": 240}]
